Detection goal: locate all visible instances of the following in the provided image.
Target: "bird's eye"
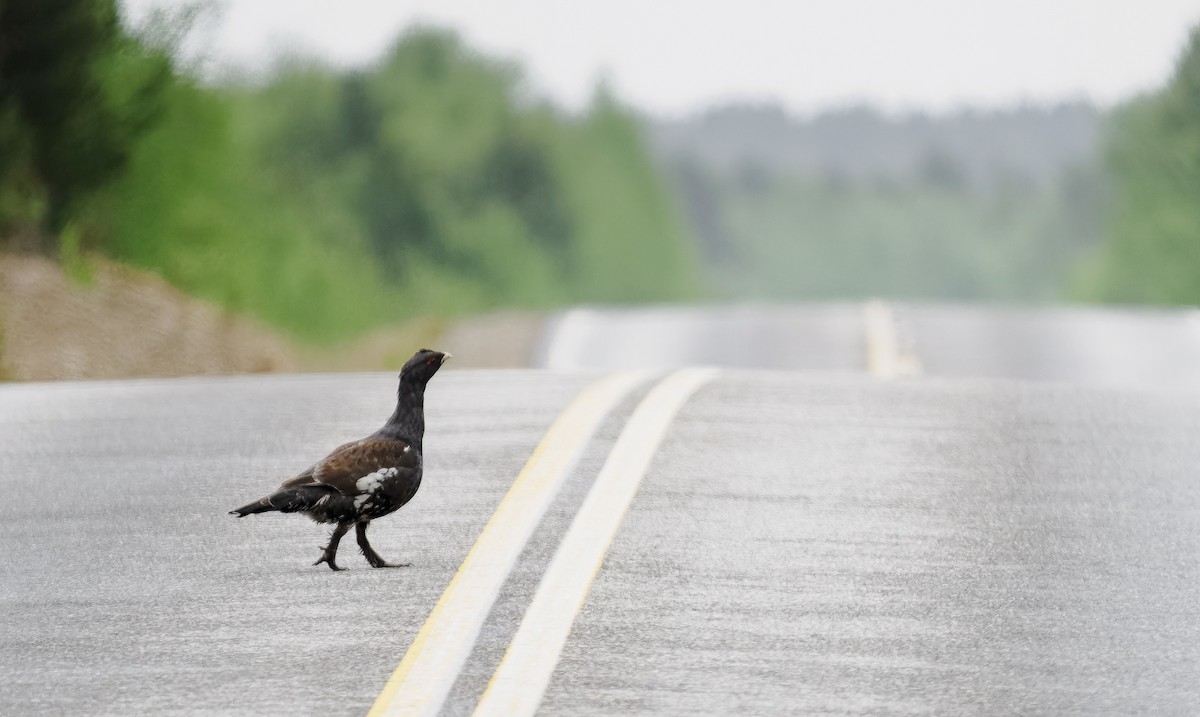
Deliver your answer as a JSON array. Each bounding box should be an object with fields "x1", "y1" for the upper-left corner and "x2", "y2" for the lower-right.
[{"x1": 426, "y1": 358, "x2": 435, "y2": 366}]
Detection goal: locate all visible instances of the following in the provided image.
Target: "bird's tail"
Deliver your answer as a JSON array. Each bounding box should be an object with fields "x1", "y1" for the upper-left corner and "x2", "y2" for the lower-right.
[
  {"x1": 229, "y1": 486, "x2": 334, "y2": 517},
  {"x1": 229, "y1": 497, "x2": 275, "y2": 517}
]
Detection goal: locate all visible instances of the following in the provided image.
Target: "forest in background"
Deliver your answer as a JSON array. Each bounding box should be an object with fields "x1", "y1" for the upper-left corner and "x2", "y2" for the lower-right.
[
  {"x1": 0, "y1": 2, "x2": 696, "y2": 342},
  {"x1": 650, "y1": 103, "x2": 1106, "y2": 302},
  {"x1": 651, "y1": 27, "x2": 1200, "y2": 307},
  {"x1": 1082, "y1": 26, "x2": 1200, "y2": 305},
  {"x1": 2, "y1": 2, "x2": 1200, "y2": 344}
]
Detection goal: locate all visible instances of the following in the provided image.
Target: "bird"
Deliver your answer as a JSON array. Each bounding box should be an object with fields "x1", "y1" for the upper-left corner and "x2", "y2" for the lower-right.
[{"x1": 230, "y1": 348, "x2": 450, "y2": 571}]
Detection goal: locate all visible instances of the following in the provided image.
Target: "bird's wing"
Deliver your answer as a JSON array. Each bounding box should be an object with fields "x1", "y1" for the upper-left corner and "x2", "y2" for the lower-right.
[
  {"x1": 288, "y1": 438, "x2": 418, "y2": 496},
  {"x1": 279, "y1": 439, "x2": 359, "y2": 489}
]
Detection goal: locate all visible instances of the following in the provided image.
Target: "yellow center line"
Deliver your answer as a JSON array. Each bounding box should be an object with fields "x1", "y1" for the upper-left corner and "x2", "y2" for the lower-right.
[
  {"x1": 471, "y1": 368, "x2": 720, "y2": 717},
  {"x1": 365, "y1": 370, "x2": 651, "y2": 717},
  {"x1": 864, "y1": 300, "x2": 921, "y2": 378}
]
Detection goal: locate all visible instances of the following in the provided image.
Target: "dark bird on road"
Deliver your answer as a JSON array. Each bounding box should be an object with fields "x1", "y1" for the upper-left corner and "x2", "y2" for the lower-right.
[{"x1": 230, "y1": 348, "x2": 450, "y2": 570}]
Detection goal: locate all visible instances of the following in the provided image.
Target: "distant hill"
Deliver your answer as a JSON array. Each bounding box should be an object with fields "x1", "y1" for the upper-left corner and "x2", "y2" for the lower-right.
[{"x1": 645, "y1": 102, "x2": 1102, "y2": 190}]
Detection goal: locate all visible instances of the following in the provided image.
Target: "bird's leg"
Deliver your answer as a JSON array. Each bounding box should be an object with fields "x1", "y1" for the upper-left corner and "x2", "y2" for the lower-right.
[
  {"x1": 356, "y1": 521, "x2": 410, "y2": 568},
  {"x1": 313, "y1": 521, "x2": 352, "y2": 571}
]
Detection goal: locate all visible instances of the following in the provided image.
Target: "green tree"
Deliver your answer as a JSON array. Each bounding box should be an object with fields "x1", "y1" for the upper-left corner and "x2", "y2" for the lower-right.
[
  {"x1": 0, "y1": 0, "x2": 170, "y2": 237},
  {"x1": 232, "y1": 29, "x2": 695, "y2": 318},
  {"x1": 0, "y1": 18, "x2": 697, "y2": 341},
  {"x1": 1084, "y1": 26, "x2": 1200, "y2": 303}
]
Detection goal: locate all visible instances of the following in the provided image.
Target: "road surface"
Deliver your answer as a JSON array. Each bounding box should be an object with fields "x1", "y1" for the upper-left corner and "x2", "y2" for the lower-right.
[
  {"x1": 2, "y1": 302, "x2": 1199, "y2": 715},
  {"x1": 539, "y1": 302, "x2": 1200, "y2": 389}
]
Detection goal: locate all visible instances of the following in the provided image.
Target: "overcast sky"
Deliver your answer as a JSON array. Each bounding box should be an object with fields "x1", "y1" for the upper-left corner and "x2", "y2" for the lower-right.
[{"x1": 123, "y1": 0, "x2": 1200, "y2": 117}]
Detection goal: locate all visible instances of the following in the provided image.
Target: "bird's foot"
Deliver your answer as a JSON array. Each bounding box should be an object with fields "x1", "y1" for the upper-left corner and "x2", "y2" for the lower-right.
[
  {"x1": 365, "y1": 552, "x2": 410, "y2": 569},
  {"x1": 313, "y1": 548, "x2": 344, "y2": 571}
]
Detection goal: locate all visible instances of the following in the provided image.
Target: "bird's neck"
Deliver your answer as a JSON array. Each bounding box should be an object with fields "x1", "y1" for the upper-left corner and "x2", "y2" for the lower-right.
[{"x1": 381, "y1": 382, "x2": 424, "y2": 448}]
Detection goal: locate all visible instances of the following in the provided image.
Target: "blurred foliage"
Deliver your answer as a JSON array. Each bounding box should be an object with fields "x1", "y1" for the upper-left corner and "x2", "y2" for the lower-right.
[
  {"x1": 0, "y1": 0, "x2": 172, "y2": 237},
  {"x1": 0, "y1": 14, "x2": 695, "y2": 341},
  {"x1": 657, "y1": 106, "x2": 1107, "y2": 303},
  {"x1": 650, "y1": 103, "x2": 1100, "y2": 190},
  {"x1": 1077, "y1": 27, "x2": 1200, "y2": 304},
  {"x1": 13, "y1": 1, "x2": 1198, "y2": 333}
]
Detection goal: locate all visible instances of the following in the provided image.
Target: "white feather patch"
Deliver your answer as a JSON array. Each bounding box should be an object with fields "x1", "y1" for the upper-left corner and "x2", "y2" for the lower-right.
[{"x1": 355, "y1": 466, "x2": 399, "y2": 493}]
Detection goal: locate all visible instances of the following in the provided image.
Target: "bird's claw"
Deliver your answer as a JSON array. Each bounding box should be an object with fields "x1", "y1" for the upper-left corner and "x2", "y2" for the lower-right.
[
  {"x1": 369, "y1": 559, "x2": 411, "y2": 569},
  {"x1": 361, "y1": 548, "x2": 410, "y2": 569},
  {"x1": 313, "y1": 552, "x2": 344, "y2": 571}
]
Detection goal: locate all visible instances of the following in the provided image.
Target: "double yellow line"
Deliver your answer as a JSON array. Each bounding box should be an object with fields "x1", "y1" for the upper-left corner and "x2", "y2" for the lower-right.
[
  {"x1": 367, "y1": 368, "x2": 718, "y2": 717},
  {"x1": 370, "y1": 301, "x2": 908, "y2": 715}
]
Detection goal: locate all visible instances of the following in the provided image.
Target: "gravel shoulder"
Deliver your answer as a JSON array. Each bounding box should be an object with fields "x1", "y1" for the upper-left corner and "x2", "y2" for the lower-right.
[{"x1": 0, "y1": 253, "x2": 545, "y2": 381}]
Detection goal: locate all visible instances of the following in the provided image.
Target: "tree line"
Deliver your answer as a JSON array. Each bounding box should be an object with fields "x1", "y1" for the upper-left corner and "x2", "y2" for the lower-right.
[
  {"x1": 0, "y1": 2, "x2": 695, "y2": 341},
  {"x1": 2, "y1": 2, "x2": 1199, "y2": 335},
  {"x1": 1079, "y1": 26, "x2": 1200, "y2": 305},
  {"x1": 650, "y1": 27, "x2": 1200, "y2": 306}
]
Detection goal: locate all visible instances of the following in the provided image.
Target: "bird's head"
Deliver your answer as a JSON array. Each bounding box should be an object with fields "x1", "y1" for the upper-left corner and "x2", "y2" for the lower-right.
[{"x1": 399, "y1": 348, "x2": 451, "y2": 387}]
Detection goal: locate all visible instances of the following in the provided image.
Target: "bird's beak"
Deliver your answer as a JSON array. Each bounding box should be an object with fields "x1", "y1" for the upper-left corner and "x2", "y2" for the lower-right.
[{"x1": 441, "y1": 352, "x2": 452, "y2": 364}]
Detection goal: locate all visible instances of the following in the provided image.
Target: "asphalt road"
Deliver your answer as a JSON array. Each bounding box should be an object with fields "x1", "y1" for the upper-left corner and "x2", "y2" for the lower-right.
[
  {"x1": 539, "y1": 302, "x2": 1200, "y2": 389},
  {"x1": 3, "y1": 303, "x2": 1200, "y2": 715},
  {"x1": 536, "y1": 304, "x2": 866, "y2": 373},
  {"x1": 899, "y1": 303, "x2": 1200, "y2": 389}
]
